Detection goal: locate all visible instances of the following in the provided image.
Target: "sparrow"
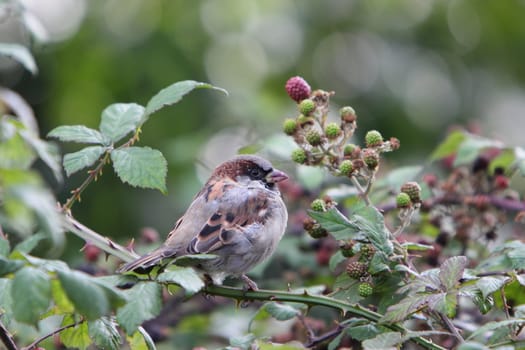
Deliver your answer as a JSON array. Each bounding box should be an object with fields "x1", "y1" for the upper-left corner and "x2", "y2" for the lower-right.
[{"x1": 118, "y1": 155, "x2": 289, "y2": 290}]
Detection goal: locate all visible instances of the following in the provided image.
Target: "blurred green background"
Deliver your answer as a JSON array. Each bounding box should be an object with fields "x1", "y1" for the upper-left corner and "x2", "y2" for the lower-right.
[{"x1": 1, "y1": 0, "x2": 525, "y2": 260}]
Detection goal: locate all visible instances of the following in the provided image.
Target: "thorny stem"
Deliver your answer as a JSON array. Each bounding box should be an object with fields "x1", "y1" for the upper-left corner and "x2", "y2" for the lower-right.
[
  {"x1": 438, "y1": 312, "x2": 464, "y2": 344},
  {"x1": 22, "y1": 320, "x2": 81, "y2": 350},
  {"x1": 501, "y1": 288, "x2": 511, "y2": 320},
  {"x1": 63, "y1": 152, "x2": 110, "y2": 211}
]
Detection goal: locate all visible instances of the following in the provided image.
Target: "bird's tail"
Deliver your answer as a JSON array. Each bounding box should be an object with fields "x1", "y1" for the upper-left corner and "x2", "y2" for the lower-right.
[{"x1": 117, "y1": 246, "x2": 177, "y2": 273}]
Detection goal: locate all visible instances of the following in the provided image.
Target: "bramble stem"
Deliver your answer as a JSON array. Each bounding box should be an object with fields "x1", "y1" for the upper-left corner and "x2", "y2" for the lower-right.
[{"x1": 22, "y1": 320, "x2": 81, "y2": 350}]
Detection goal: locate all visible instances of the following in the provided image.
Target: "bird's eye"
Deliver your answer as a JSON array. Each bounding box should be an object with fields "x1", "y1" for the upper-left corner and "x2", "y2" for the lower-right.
[{"x1": 250, "y1": 168, "x2": 263, "y2": 179}]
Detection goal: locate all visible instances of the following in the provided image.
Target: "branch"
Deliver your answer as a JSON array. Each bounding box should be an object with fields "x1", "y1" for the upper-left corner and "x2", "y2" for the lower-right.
[
  {"x1": 0, "y1": 318, "x2": 18, "y2": 350},
  {"x1": 22, "y1": 321, "x2": 80, "y2": 350},
  {"x1": 63, "y1": 214, "x2": 139, "y2": 263},
  {"x1": 203, "y1": 285, "x2": 446, "y2": 350}
]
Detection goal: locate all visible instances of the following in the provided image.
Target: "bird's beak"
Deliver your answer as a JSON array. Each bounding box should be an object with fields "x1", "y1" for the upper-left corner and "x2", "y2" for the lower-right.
[{"x1": 266, "y1": 169, "x2": 288, "y2": 183}]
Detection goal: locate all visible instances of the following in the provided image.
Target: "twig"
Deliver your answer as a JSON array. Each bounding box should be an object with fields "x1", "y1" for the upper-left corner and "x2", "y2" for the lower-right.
[
  {"x1": 63, "y1": 152, "x2": 110, "y2": 210},
  {"x1": 0, "y1": 318, "x2": 18, "y2": 350},
  {"x1": 22, "y1": 321, "x2": 80, "y2": 350},
  {"x1": 350, "y1": 176, "x2": 370, "y2": 205},
  {"x1": 63, "y1": 214, "x2": 139, "y2": 263},
  {"x1": 296, "y1": 313, "x2": 315, "y2": 343},
  {"x1": 501, "y1": 288, "x2": 511, "y2": 320},
  {"x1": 305, "y1": 323, "x2": 344, "y2": 348},
  {"x1": 438, "y1": 312, "x2": 464, "y2": 344}
]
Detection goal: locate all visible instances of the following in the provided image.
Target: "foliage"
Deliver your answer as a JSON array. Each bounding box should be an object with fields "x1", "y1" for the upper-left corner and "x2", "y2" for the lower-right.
[{"x1": 2, "y1": 22, "x2": 525, "y2": 350}]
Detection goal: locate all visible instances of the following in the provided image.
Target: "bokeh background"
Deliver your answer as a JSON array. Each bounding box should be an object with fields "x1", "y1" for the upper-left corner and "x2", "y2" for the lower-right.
[{"x1": 1, "y1": 0, "x2": 525, "y2": 261}]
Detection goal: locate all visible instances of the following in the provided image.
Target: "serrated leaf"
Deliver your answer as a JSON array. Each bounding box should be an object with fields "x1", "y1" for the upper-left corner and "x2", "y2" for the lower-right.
[
  {"x1": 127, "y1": 328, "x2": 157, "y2": 350},
  {"x1": 144, "y1": 80, "x2": 228, "y2": 119},
  {"x1": 466, "y1": 319, "x2": 525, "y2": 341},
  {"x1": 426, "y1": 291, "x2": 457, "y2": 318},
  {"x1": 457, "y1": 342, "x2": 490, "y2": 350},
  {"x1": 63, "y1": 146, "x2": 106, "y2": 176},
  {"x1": 231, "y1": 333, "x2": 257, "y2": 349},
  {"x1": 401, "y1": 242, "x2": 434, "y2": 251},
  {"x1": 60, "y1": 314, "x2": 91, "y2": 350},
  {"x1": 0, "y1": 279, "x2": 14, "y2": 325},
  {"x1": 346, "y1": 323, "x2": 381, "y2": 341},
  {"x1": 454, "y1": 136, "x2": 503, "y2": 167},
  {"x1": 117, "y1": 282, "x2": 162, "y2": 334},
  {"x1": 350, "y1": 203, "x2": 393, "y2": 255},
  {"x1": 22, "y1": 254, "x2": 69, "y2": 272},
  {"x1": 0, "y1": 125, "x2": 36, "y2": 169},
  {"x1": 48, "y1": 125, "x2": 109, "y2": 145},
  {"x1": 362, "y1": 331, "x2": 402, "y2": 350},
  {"x1": 439, "y1": 256, "x2": 467, "y2": 290},
  {"x1": 381, "y1": 294, "x2": 429, "y2": 323},
  {"x1": 157, "y1": 266, "x2": 204, "y2": 295},
  {"x1": 111, "y1": 147, "x2": 167, "y2": 193},
  {"x1": 57, "y1": 269, "x2": 110, "y2": 320},
  {"x1": 11, "y1": 266, "x2": 51, "y2": 324},
  {"x1": 99, "y1": 103, "x2": 145, "y2": 143},
  {"x1": 430, "y1": 130, "x2": 466, "y2": 161},
  {"x1": 308, "y1": 208, "x2": 359, "y2": 241},
  {"x1": 476, "y1": 276, "x2": 508, "y2": 299},
  {"x1": 264, "y1": 302, "x2": 300, "y2": 321},
  {"x1": 89, "y1": 317, "x2": 122, "y2": 350},
  {"x1": 0, "y1": 43, "x2": 37, "y2": 74}
]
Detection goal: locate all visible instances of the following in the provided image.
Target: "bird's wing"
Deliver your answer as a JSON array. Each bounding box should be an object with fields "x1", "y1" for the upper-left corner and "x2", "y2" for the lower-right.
[{"x1": 179, "y1": 179, "x2": 272, "y2": 254}]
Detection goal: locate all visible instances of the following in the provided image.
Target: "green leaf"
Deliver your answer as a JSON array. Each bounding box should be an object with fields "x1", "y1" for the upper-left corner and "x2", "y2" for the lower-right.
[
  {"x1": 13, "y1": 232, "x2": 46, "y2": 254},
  {"x1": 476, "y1": 276, "x2": 508, "y2": 299},
  {"x1": 0, "y1": 279, "x2": 14, "y2": 325},
  {"x1": 375, "y1": 165, "x2": 423, "y2": 191},
  {"x1": 157, "y1": 266, "x2": 204, "y2": 295},
  {"x1": 454, "y1": 135, "x2": 503, "y2": 167},
  {"x1": 488, "y1": 148, "x2": 515, "y2": 174},
  {"x1": 0, "y1": 43, "x2": 38, "y2": 74},
  {"x1": 0, "y1": 257, "x2": 24, "y2": 276},
  {"x1": 111, "y1": 146, "x2": 167, "y2": 193},
  {"x1": 11, "y1": 266, "x2": 51, "y2": 324},
  {"x1": 22, "y1": 254, "x2": 69, "y2": 272},
  {"x1": 117, "y1": 282, "x2": 162, "y2": 334},
  {"x1": 231, "y1": 333, "x2": 257, "y2": 350},
  {"x1": 346, "y1": 322, "x2": 382, "y2": 341},
  {"x1": 350, "y1": 203, "x2": 393, "y2": 255},
  {"x1": 89, "y1": 317, "x2": 122, "y2": 350},
  {"x1": 99, "y1": 103, "x2": 145, "y2": 143},
  {"x1": 51, "y1": 279, "x2": 75, "y2": 314},
  {"x1": 48, "y1": 125, "x2": 109, "y2": 145},
  {"x1": 362, "y1": 331, "x2": 403, "y2": 349},
  {"x1": 19, "y1": 130, "x2": 63, "y2": 182},
  {"x1": 466, "y1": 319, "x2": 525, "y2": 341},
  {"x1": 401, "y1": 242, "x2": 434, "y2": 251},
  {"x1": 57, "y1": 269, "x2": 110, "y2": 320},
  {"x1": 329, "y1": 250, "x2": 346, "y2": 272},
  {"x1": 0, "y1": 124, "x2": 35, "y2": 169},
  {"x1": 430, "y1": 130, "x2": 466, "y2": 161},
  {"x1": 457, "y1": 342, "x2": 490, "y2": 350},
  {"x1": 144, "y1": 80, "x2": 228, "y2": 119},
  {"x1": 63, "y1": 146, "x2": 106, "y2": 176},
  {"x1": 263, "y1": 302, "x2": 300, "y2": 321},
  {"x1": 439, "y1": 256, "x2": 467, "y2": 290},
  {"x1": 127, "y1": 327, "x2": 157, "y2": 350},
  {"x1": 381, "y1": 294, "x2": 429, "y2": 323},
  {"x1": 172, "y1": 253, "x2": 218, "y2": 266},
  {"x1": 308, "y1": 208, "x2": 359, "y2": 241},
  {"x1": 60, "y1": 314, "x2": 91, "y2": 350},
  {"x1": 426, "y1": 291, "x2": 457, "y2": 317},
  {"x1": 0, "y1": 236, "x2": 10, "y2": 256},
  {"x1": 514, "y1": 147, "x2": 525, "y2": 176}
]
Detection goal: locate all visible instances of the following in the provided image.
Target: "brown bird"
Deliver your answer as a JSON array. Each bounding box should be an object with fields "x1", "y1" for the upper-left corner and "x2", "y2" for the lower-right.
[{"x1": 118, "y1": 155, "x2": 289, "y2": 290}]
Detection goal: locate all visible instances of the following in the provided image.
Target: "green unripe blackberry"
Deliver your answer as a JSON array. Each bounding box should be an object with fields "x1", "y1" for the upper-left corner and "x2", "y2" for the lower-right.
[
  {"x1": 298, "y1": 99, "x2": 316, "y2": 116},
  {"x1": 365, "y1": 130, "x2": 383, "y2": 147},
  {"x1": 291, "y1": 149, "x2": 307, "y2": 164},
  {"x1": 362, "y1": 149, "x2": 379, "y2": 170},
  {"x1": 346, "y1": 261, "x2": 368, "y2": 279},
  {"x1": 340, "y1": 106, "x2": 356, "y2": 123},
  {"x1": 358, "y1": 282, "x2": 373, "y2": 297},
  {"x1": 308, "y1": 224, "x2": 328, "y2": 239},
  {"x1": 344, "y1": 144, "x2": 358, "y2": 156},
  {"x1": 340, "y1": 241, "x2": 355, "y2": 257},
  {"x1": 283, "y1": 118, "x2": 298, "y2": 136},
  {"x1": 396, "y1": 192, "x2": 412, "y2": 208},
  {"x1": 306, "y1": 130, "x2": 322, "y2": 146},
  {"x1": 310, "y1": 199, "x2": 326, "y2": 212},
  {"x1": 339, "y1": 160, "x2": 354, "y2": 176},
  {"x1": 401, "y1": 181, "x2": 422, "y2": 203},
  {"x1": 359, "y1": 244, "x2": 375, "y2": 261},
  {"x1": 325, "y1": 122, "x2": 341, "y2": 139}
]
